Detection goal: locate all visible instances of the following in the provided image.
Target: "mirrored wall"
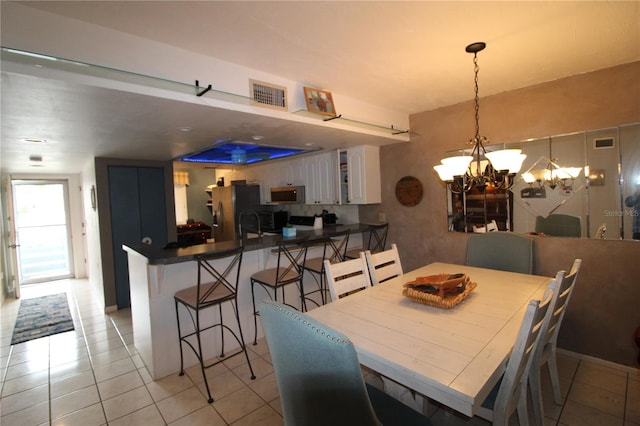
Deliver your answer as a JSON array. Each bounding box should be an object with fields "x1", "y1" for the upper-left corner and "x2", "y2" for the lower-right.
[{"x1": 446, "y1": 123, "x2": 640, "y2": 240}]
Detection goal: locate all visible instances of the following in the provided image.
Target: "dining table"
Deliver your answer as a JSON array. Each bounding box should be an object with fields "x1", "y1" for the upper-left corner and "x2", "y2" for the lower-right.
[{"x1": 306, "y1": 261, "x2": 551, "y2": 417}]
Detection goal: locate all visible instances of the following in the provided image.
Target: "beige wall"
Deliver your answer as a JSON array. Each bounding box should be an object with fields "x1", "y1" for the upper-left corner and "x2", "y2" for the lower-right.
[{"x1": 363, "y1": 61, "x2": 640, "y2": 367}]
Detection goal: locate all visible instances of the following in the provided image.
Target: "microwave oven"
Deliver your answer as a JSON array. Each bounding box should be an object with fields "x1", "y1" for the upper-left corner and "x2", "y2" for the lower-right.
[{"x1": 270, "y1": 186, "x2": 305, "y2": 204}]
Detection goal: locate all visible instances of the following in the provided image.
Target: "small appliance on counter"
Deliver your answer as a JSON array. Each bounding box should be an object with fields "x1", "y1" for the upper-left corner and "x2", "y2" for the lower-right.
[
  {"x1": 288, "y1": 215, "x2": 316, "y2": 228},
  {"x1": 313, "y1": 215, "x2": 323, "y2": 229},
  {"x1": 322, "y1": 209, "x2": 337, "y2": 225},
  {"x1": 258, "y1": 210, "x2": 288, "y2": 233}
]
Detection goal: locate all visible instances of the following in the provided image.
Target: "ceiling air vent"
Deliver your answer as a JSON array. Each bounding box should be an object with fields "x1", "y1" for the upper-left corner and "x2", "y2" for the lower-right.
[{"x1": 250, "y1": 79, "x2": 287, "y2": 110}]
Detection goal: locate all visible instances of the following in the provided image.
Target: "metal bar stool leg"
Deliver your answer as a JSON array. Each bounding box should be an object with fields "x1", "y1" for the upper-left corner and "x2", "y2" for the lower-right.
[{"x1": 175, "y1": 299, "x2": 186, "y2": 375}]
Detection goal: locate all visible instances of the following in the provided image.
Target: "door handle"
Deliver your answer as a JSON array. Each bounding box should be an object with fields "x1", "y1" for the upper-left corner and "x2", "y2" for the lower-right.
[
  {"x1": 218, "y1": 202, "x2": 224, "y2": 233},
  {"x1": 8, "y1": 244, "x2": 19, "y2": 249}
]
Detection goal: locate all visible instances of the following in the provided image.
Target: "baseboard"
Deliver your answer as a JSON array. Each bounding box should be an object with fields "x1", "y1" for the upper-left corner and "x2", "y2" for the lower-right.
[
  {"x1": 557, "y1": 348, "x2": 639, "y2": 374},
  {"x1": 105, "y1": 304, "x2": 118, "y2": 313}
]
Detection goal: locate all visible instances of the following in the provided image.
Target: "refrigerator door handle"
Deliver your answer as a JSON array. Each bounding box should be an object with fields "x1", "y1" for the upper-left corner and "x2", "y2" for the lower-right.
[{"x1": 217, "y1": 202, "x2": 224, "y2": 232}]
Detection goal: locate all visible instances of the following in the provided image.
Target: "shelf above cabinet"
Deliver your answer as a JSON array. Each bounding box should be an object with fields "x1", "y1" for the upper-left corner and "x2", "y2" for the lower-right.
[
  {"x1": 292, "y1": 109, "x2": 416, "y2": 137},
  {"x1": 3, "y1": 47, "x2": 415, "y2": 141}
]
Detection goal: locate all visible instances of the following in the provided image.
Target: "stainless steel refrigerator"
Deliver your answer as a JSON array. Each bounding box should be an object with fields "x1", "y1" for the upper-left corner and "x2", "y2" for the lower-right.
[{"x1": 210, "y1": 184, "x2": 261, "y2": 242}]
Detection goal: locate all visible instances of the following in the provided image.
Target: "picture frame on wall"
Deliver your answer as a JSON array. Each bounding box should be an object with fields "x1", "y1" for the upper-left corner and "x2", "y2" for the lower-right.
[{"x1": 303, "y1": 87, "x2": 337, "y2": 116}]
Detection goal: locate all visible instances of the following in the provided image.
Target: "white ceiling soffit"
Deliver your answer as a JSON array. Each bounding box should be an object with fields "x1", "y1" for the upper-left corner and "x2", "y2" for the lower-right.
[
  {"x1": 1, "y1": 1, "x2": 638, "y2": 174},
  {"x1": 16, "y1": 1, "x2": 639, "y2": 114}
]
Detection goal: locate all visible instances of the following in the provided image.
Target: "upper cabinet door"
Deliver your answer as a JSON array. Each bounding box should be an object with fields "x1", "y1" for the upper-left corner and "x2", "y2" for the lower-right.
[
  {"x1": 303, "y1": 151, "x2": 337, "y2": 205},
  {"x1": 341, "y1": 145, "x2": 381, "y2": 204}
]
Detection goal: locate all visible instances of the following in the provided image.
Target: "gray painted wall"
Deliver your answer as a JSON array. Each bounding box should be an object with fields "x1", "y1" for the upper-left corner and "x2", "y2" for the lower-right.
[{"x1": 360, "y1": 61, "x2": 640, "y2": 367}]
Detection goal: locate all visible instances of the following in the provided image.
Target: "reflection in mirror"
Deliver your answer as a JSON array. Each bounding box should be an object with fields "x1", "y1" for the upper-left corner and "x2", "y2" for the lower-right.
[{"x1": 446, "y1": 123, "x2": 640, "y2": 240}]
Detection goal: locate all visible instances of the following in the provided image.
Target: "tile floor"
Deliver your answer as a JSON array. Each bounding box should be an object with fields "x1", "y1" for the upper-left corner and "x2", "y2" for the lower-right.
[{"x1": 1, "y1": 279, "x2": 638, "y2": 426}]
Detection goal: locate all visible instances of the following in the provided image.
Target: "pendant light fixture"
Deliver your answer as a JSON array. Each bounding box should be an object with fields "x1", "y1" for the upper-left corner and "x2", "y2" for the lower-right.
[
  {"x1": 521, "y1": 137, "x2": 582, "y2": 194},
  {"x1": 434, "y1": 42, "x2": 526, "y2": 193}
]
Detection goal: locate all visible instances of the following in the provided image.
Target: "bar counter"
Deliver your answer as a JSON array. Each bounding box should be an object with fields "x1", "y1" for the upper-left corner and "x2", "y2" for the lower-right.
[{"x1": 123, "y1": 223, "x2": 369, "y2": 379}]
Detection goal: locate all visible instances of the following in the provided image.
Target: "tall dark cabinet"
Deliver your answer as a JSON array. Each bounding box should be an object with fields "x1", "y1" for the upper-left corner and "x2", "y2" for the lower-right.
[{"x1": 96, "y1": 158, "x2": 175, "y2": 309}]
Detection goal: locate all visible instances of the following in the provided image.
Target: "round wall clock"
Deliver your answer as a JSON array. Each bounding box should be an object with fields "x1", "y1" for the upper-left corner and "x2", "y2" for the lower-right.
[{"x1": 395, "y1": 176, "x2": 423, "y2": 207}]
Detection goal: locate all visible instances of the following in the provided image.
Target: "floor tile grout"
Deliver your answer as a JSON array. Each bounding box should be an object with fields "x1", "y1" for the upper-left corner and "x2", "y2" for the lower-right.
[{"x1": 1, "y1": 279, "x2": 638, "y2": 426}]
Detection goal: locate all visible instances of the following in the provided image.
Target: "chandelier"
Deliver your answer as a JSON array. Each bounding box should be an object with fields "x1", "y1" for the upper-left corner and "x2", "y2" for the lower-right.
[
  {"x1": 521, "y1": 139, "x2": 582, "y2": 193},
  {"x1": 434, "y1": 42, "x2": 526, "y2": 193}
]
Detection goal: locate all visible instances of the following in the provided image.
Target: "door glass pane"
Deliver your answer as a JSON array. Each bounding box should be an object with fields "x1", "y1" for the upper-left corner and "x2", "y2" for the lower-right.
[{"x1": 12, "y1": 181, "x2": 73, "y2": 283}]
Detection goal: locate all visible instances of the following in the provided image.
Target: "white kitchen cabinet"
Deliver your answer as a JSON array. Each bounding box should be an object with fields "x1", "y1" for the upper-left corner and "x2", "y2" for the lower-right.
[
  {"x1": 303, "y1": 151, "x2": 338, "y2": 205},
  {"x1": 339, "y1": 145, "x2": 381, "y2": 204},
  {"x1": 276, "y1": 160, "x2": 305, "y2": 188},
  {"x1": 244, "y1": 164, "x2": 275, "y2": 205},
  {"x1": 248, "y1": 159, "x2": 305, "y2": 205}
]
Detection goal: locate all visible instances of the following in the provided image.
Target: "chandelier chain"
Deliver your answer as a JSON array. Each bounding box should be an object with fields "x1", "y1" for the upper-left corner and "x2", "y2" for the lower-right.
[
  {"x1": 434, "y1": 42, "x2": 526, "y2": 197},
  {"x1": 473, "y1": 52, "x2": 481, "y2": 141}
]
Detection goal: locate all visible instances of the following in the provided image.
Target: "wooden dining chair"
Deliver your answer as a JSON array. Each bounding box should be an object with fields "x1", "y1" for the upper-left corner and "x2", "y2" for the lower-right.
[
  {"x1": 529, "y1": 259, "x2": 582, "y2": 425},
  {"x1": 476, "y1": 281, "x2": 554, "y2": 426},
  {"x1": 345, "y1": 222, "x2": 389, "y2": 259},
  {"x1": 465, "y1": 232, "x2": 534, "y2": 274},
  {"x1": 364, "y1": 243, "x2": 403, "y2": 286},
  {"x1": 323, "y1": 252, "x2": 371, "y2": 301},
  {"x1": 173, "y1": 246, "x2": 255, "y2": 403},
  {"x1": 258, "y1": 300, "x2": 432, "y2": 426}
]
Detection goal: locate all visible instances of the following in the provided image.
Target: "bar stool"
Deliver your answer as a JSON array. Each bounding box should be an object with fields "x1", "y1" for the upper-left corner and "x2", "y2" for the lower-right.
[
  {"x1": 299, "y1": 229, "x2": 350, "y2": 308},
  {"x1": 345, "y1": 222, "x2": 389, "y2": 259},
  {"x1": 250, "y1": 235, "x2": 309, "y2": 344},
  {"x1": 174, "y1": 246, "x2": 255, "y2": 403}
]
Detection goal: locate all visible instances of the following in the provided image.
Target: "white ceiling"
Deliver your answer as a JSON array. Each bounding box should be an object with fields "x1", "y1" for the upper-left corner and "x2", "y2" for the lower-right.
[{"x1": 1, "y1": 1, "x2": 639, "y2": 174}]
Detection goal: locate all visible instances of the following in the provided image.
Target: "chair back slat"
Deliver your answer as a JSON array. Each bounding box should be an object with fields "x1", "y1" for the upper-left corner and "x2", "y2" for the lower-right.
[
  {"x1": 324, "y1": 253, "x2": 372, "y2": 301},
  {"x1": 365, "y1": 244, "x2": 403, "y2": 286}
]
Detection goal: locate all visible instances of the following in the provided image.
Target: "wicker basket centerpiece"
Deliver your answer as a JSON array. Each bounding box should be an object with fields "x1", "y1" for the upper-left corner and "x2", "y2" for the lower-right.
[{"x1": 402, "y1": 273, "x2": 477, "y2": 309}]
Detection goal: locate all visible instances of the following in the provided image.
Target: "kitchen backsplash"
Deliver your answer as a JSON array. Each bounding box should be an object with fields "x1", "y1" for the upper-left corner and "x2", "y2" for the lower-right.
[{"x1": 278, "y1": 203, "x2": 359, "y2": 225}]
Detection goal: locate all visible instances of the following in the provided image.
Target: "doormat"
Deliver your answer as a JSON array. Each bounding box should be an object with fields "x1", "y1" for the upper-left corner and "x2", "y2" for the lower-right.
[{"x1": 11, "y1": 293, "x2": 75, "y2": 345}]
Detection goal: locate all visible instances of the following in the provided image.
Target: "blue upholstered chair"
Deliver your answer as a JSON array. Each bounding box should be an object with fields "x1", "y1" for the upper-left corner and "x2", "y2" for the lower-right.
[
  {"x1": 259, "y1": 300, "x2": 431, "y2": 425},
  {"x1": 535, "y1": 214, "x2": 582, "y2": 237},
  {"x1": 465, "y1": 232, "x2": 534, "y2": 274}
]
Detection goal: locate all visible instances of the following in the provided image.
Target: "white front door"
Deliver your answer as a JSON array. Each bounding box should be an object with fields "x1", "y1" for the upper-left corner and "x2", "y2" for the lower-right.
[{"x1": 11, "y1": 179, "x2": 74, "y2": 286}]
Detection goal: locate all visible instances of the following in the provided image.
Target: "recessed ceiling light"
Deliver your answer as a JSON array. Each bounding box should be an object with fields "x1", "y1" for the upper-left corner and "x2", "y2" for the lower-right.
[
  {"x1": 21, "y1": 138, "x2": 47, "y2": 143},
  {"x1": 178, "y1": 127, "x2": 193, "y2": 132},
  {"x1": 251, "y1": 135, "x2": 264, "y2": 141},
  {"x1": 178, "y1": 141, "x2": 317, "y2": 165}
]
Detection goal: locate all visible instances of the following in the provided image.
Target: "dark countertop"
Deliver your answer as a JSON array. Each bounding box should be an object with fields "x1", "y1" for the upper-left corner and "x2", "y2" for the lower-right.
[{"x1": 123, "y1": 223, "x2": 372, "y2": 265}]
